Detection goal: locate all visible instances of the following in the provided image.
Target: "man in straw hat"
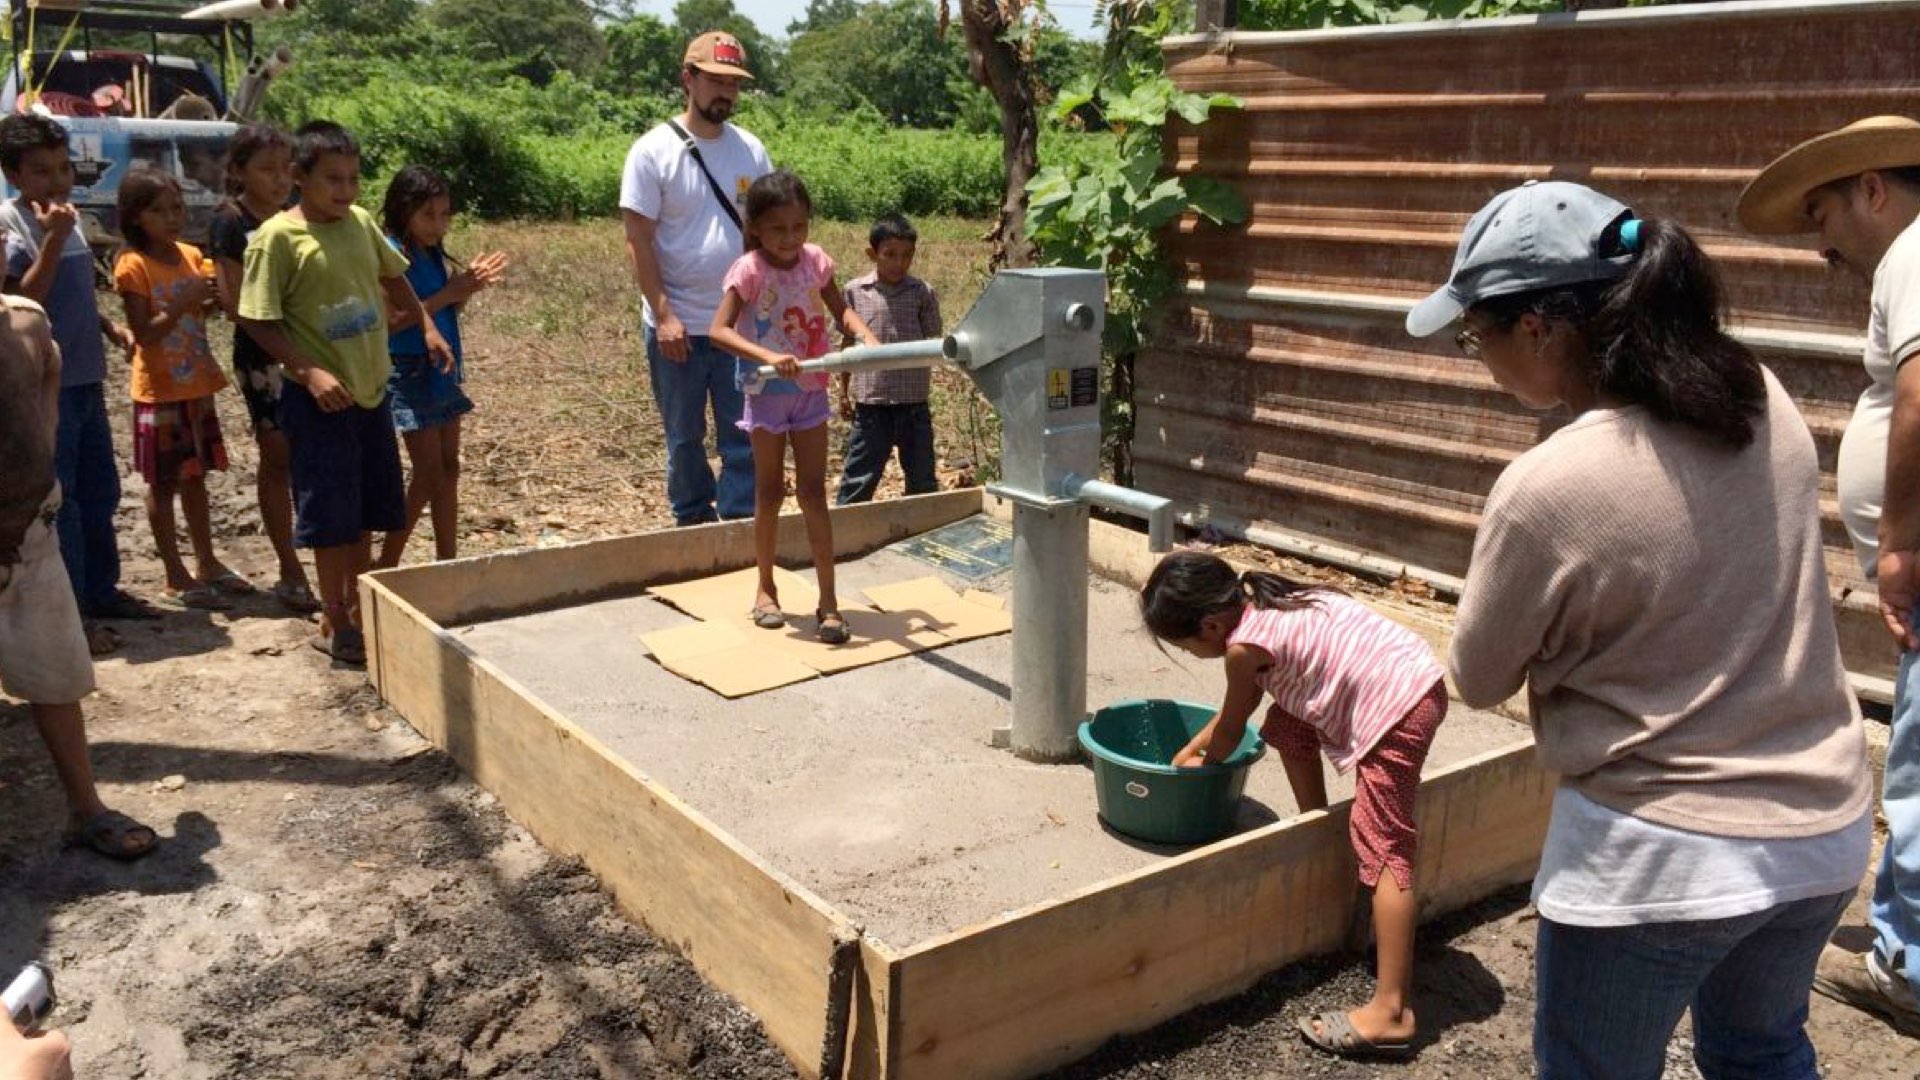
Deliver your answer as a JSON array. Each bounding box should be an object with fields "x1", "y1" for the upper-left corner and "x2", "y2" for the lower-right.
[
  {"x1": 1739, "y1": 115, "x2": 1920, "y2": 1035},
  {"x1": 619, "y1": 31, "x2": 770, "y2": 526}
]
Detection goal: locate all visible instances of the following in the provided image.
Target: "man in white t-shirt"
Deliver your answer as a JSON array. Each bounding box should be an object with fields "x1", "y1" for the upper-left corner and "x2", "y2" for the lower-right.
[
  {"x1": 619, "y1": 30, "x2": 772, "y2": 526},
  {"x1": 1741, "y1": 116, "x2": 1920, "y2": 1037}
]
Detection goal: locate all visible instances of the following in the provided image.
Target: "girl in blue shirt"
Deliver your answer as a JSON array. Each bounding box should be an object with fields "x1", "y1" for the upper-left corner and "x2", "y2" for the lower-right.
[{"x1": 375, "y1": 165, "x2": 507, "y2": 568}]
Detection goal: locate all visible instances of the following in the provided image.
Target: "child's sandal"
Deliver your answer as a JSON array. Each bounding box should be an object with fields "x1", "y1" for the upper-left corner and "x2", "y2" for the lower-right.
[
  {"x1": 751, "y1": 600, "x2": 786, "y2": 629},
  {"x1": 816, "y1": 609, "x2": 850, "y2": 645}
]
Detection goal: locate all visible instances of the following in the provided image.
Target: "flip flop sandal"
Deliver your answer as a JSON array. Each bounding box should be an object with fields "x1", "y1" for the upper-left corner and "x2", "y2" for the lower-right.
[
  {"x1": 1297, "y1": 1010, "x2": 1413, "y2": 1061},
  {"x1": 167, "y1": 585, "x2": 232, "y2": 611},
  {"x1": 64, "y1": 808, "x2": 158, "y2": 861},
  {"x1": 751, "y1": 601, "x2": 786, "y2": 629},
  {"x1": 816, "y1": 609, "x2": 851, "y2": 645},
  {"x1": 310, "y1": 625, "x2": 368, "y2": 666},
  {"x1": 207, "y1": 569, "x2": 257, "y2": 596},
  {"x1": 272, "y1": 579, "x2": 322, "y2": 614}
]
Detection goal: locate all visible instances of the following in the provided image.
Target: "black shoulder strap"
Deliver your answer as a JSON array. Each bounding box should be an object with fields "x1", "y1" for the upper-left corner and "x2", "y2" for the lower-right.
[{"x1": 665, "y1": 119, "x2": 744, "y2": 234}]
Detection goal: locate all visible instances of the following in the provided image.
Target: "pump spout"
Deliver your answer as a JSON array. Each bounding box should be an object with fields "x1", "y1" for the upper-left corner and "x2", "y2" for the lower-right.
[{"x1": 1063, "y1": 475, "x2": 1174, "y2": 553}]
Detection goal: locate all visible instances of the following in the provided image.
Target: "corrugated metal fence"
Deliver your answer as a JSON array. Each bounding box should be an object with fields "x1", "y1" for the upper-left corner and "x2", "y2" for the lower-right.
[{"x1": 1146, "y1": 0, "x2": 1920, "y2": 678}]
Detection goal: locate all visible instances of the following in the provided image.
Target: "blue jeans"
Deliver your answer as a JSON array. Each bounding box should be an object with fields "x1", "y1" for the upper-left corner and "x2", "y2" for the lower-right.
[
  {"x1": 836, "y1": 402, "x2": 937, "y2": 505},
  {"x1": 1877, "y1": 609, "x2": 1920, "y2": 998},
  {"x1": 1535, "y1": 890, "x2": 1850, "y2": 1080},
  {"x1": 54, "y1": 382, "x2": 121, "y2": 612},
  {"x1": 645, "y1": 331, "x2": 753, "y2": 525}
]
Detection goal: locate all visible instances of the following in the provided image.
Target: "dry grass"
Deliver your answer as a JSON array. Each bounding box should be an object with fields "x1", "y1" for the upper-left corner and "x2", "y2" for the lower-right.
[{"x1": 411, "y1": 215, "x2": 1001, "y2": 557}]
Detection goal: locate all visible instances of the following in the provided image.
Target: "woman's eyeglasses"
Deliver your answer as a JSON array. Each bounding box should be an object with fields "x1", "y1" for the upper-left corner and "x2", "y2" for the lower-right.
[{"x1": 1454, "y1": 326, "x2": 1484, "y2": 358}]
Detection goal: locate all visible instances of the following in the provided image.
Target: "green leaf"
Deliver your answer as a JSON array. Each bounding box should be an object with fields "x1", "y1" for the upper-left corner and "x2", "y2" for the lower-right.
[
  {"x1": 1170, "y1": 90, "x2": 1217, "y2": 126},
  {"x1": 1052, "y1": 73, "x2": 1098, "y2": 121},
  {"x1": 1026, "y1": 167, "x2": 1074, "y2": 208},
  {"x1": 1134, "y1": 177, "x2": 1189, "y2": 229},
  {"x1": 1184, "y1": 176, "x2": 1250, "y2": 225}
]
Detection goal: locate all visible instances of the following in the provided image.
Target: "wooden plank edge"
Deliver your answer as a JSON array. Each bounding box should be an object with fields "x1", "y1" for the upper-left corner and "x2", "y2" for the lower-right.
[
  {"x1": 369, "y1": 488, "x2": 988, "y2": 627},
  {"x1": 884, "y1": 737, "x2": 1547, "y2": 1079},
  {"x1": 363, "y1": 578, "x2": 865, "y2": 1079}
]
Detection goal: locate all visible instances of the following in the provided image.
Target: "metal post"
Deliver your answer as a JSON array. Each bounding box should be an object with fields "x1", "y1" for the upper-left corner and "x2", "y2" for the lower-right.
[{"x1": 1010, "y1": 499, "x2": 1089, "y2": 763}]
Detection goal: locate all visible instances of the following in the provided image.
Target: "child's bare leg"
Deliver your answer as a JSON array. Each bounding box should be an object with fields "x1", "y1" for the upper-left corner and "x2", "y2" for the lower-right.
[
  {"x1": 749, "y1": 427, "x2": 787, "y2": 612},
  {"x1": 1350, "y1": 873, "x2": 1418, "y2": 1042},
  {"x1": 1278, "y1": 747, "x2": 1328, "y2": 812},
  {"x1": 145, "y1": 475, "x2": 193, "y2": 590},
  {"x1": 379, "y1": 428, "x2": 442, "y2": 569},
  {"x1": 790, "y1": 423, "x2": 836, "y2": 613},
  {"x1": 430, "y1": 419, "x2": 462, "y2": 561},
  {"x1": 178, "y1": 473, "x2": 229, "y2": 582},
  {"x1": 256, "y1": 428, "x2": 307, "y2": 588},
  {"x1": 313, "y1": 536, "x2": 370, "y2": 635},
  {"x1": 31, "y1": 702, "x2": 106, "y2": 821}
]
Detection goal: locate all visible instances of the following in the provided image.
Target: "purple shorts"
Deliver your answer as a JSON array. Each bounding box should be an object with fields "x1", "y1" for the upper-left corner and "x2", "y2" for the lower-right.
[{"x1": 740, "y1": 389, "x2": 831, "y2": 434}]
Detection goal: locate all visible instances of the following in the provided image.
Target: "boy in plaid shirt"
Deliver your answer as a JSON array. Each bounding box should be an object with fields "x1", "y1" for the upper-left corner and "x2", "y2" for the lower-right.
[{"x1": 835, "y1": 214, "x2": 941, "y2": 503}]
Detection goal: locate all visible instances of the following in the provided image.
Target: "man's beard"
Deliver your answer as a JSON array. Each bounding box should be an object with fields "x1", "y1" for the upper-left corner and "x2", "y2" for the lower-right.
[{"x1": 696, "y1": 98, "x2": 734, "y2": 125}]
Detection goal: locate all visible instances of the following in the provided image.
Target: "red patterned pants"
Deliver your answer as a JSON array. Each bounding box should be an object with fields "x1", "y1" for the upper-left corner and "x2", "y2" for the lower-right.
[{"x1": 1262, "y1": 679, "x2": 1447, "y2": 890}]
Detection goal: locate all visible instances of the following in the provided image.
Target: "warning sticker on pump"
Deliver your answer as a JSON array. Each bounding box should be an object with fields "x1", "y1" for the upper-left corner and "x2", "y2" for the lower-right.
[{"x1": 1047, "y1": 368, "x2": 1071, "y2": 409}]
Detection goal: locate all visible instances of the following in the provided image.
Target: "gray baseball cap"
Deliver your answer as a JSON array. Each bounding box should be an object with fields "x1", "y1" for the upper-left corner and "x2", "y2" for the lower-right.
[{"x1": 1406, "y1": 181, "x2": 1638, "y2": 339}]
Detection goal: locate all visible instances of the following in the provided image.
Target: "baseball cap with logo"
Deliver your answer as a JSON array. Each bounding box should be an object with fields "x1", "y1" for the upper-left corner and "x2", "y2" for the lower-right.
[
  {"x1": 684, "y1": 31, "x2": 754, "y2": 80},
  {"x1": 1406, "y1": 181, "x2": 1639, "y2": 338}
]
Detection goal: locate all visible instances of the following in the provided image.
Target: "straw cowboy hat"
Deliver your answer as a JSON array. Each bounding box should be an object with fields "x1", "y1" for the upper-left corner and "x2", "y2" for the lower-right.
[{"x1": 1737, "y1": 116, "x2": 1920, "y2": 235}]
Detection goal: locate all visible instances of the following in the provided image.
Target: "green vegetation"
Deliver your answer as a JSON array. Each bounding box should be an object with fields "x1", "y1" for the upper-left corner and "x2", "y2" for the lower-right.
[{"x1": 252, "y1": 0, "x2": 1104, "y2": 223}]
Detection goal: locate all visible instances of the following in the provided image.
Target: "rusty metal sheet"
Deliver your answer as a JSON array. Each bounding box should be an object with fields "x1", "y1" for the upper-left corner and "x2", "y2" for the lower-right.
[{"x1": 1146, "y1": 0, "x2": 1920, "y2": 678}]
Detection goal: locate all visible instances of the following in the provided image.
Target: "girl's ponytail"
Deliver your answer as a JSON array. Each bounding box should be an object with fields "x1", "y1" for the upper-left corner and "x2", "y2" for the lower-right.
[
  {"x1": 1140, "y1": 551, "x2": 1332, "y2": 642},
  {"x1": 1582, "y1": 218, "x2": 1765, "y2": 448},
  {"x1": 1240, "y1": 569, "x2": 1329, "y2": 612}
]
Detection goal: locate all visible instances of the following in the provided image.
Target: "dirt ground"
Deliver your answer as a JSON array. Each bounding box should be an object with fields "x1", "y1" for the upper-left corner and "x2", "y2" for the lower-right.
[{"x1": 2, "y1": 220, "x2": 1914, "y2": 1078}]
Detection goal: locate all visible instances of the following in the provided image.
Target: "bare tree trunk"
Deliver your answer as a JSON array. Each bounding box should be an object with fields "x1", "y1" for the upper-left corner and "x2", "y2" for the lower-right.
[{"x1": 959, "y1": 0, "x2": 1037, "y2": 269}]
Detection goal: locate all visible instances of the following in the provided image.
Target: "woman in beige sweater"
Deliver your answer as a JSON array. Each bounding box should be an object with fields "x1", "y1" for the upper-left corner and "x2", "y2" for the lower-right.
[{"x1": 1408, "y1": 181, "x2": 1871, "y2": 1080}]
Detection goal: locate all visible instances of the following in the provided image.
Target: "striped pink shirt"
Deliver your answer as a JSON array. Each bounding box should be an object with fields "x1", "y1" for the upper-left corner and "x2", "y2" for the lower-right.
[{"x1": 1227, "y1": 594, "x2": 1445, "y2": 774}]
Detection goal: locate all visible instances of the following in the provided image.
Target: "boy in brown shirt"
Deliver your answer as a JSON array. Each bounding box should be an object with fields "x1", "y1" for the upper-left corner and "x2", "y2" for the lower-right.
[{"x1": 0, "y1": 293, "x2": 156, "y2": 858}]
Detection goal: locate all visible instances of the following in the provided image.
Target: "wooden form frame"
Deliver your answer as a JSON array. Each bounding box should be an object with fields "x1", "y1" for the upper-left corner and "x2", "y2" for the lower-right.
[{"x1": 363, "y1": 488, "x2": 1552, "y2": 1080}]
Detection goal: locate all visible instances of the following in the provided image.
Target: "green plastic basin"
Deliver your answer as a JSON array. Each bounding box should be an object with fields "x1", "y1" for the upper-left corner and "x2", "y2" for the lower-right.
[{"x1": 1077, "y1": 698, "x2": 1267, "y2": 846}]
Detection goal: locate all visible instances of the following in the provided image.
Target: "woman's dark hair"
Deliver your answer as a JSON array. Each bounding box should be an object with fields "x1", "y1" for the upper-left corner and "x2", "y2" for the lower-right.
[
  {"x1": 292, "y1": 119, "x2": 359, "y2": 173},
  {"x1": 1472, "y1": 216, "x2": 1764, "y2": 449},
  {"x1": 1140, "y1": 550, "x2": 1330, "y2": 643},
  {"x1": 221, "y1": 123, "x2": 292, "y2": 201},
  {"x1": 116, "y1": 164, "x2": 180, "y2": 254},
  {"x1": 742, "y1": 169, "x2": 810, "y2": 254},
  {"x1": 381, "y1": 164, "x2": 452, "y2": 251}
]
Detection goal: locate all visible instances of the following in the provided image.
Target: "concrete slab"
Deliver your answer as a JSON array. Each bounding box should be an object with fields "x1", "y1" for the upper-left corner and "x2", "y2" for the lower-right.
[{"x1": 453, "y1": 547, "x2": 1528, "y2": 948}]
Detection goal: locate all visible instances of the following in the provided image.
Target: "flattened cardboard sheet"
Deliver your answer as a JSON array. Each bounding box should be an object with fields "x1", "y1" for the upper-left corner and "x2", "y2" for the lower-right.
[
  {"x1": 643, "y1": 569, "x2": 1011, "y2": 696},
  {"x1": 862, "y1": 577, "x2": 1013, "y2": 643}
]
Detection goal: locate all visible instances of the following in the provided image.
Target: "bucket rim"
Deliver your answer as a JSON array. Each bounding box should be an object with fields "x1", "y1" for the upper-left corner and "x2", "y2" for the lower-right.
[{"x1": 1076, "y1": 698, "x2": 1268, "y2": 776}]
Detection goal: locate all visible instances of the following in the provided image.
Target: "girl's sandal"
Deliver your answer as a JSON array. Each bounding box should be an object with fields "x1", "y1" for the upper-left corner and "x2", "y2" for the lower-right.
[
  {"x1": 751, "y1": 600, "x2": 786, "y2": 629},
  {"x1": 816, "y1": 609, "x2": 851, "y2": 645}
]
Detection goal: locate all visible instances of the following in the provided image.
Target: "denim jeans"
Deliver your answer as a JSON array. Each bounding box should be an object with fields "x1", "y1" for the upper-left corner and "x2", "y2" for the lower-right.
[
  {"x1": 1535, "y1": 890, "x2": 1850, "y2": 1080},
  {"x1": 644, "y1": 331, "x2": 753, "y2": 525},
  {"x1": 53, "y1": 382, "x2": 121, "y2": 612},
  {"x1": 836, "y1": 402, "x2": 936, "y2": 505},
  {"x1": 1876, "y1": 607, "x2": 1920, "y2": 998}
]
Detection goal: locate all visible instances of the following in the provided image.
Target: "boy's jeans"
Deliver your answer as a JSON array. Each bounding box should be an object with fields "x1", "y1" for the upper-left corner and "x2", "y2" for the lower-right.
[
  {"x1": 836, "y1": 402, "x2": 937, "y2": 505},
  {"x1": 1876, "y1": 606, "x2": 1920, "y2": 998},
  {"x1": 645, "y1": 331, "x2": 753, "y2": 526},
  {"x1": 1535, "y1": 890, "x2": 1849, "y2": 1080},
  {"x1": 53, "y1": 382, "x2": 121, "y2": 613}
]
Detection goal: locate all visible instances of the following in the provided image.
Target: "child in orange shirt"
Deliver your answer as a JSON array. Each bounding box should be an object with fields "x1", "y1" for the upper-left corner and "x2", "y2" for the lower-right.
[{"x1": 114, "y1": 165, "x2": 249, "y2": 610}]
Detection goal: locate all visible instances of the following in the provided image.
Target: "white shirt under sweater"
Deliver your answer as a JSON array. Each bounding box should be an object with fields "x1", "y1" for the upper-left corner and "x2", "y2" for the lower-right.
[{"x1": 619, "y1": 121, "x2": 772, "y2": 335}]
